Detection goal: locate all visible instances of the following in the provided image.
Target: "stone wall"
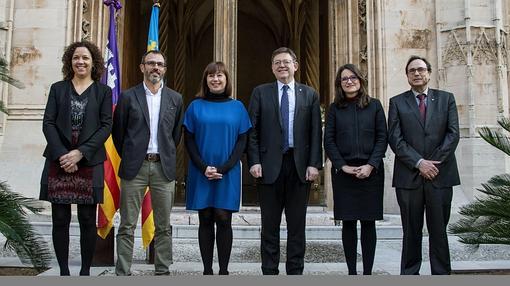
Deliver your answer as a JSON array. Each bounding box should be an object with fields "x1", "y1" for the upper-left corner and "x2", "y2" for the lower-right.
[
  {"x1": 378, "y1": 0, "x2": 510, "y2": 213},
  {"x1": 0, "y1": 0, "x2": 510, "y2": 214},
  {"x1": 0, "y1": 0, "x2": 68, "y2": 200}
]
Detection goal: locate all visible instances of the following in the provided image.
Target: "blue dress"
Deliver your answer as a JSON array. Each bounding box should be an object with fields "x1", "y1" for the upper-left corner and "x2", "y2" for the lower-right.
[{"x1": 183, "y1": 99, "x2": 252, "y2": 211}]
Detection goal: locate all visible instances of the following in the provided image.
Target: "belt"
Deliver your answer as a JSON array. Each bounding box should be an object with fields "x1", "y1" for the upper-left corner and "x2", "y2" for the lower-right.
[
  {"x1": 145, "y1": 153, "x2": 160, "y2": 162},
  {"x1": 283, "y1": 148, "x2": 294, "y2": 155}
]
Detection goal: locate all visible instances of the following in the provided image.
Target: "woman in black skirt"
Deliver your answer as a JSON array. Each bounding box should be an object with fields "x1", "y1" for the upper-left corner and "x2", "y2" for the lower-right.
[
  {"x1": 324, "y1": 64, "x2": 387, "y2": 275},
  {"x1": 40, "y1": 41, "x2": 112, "y2": 275}
]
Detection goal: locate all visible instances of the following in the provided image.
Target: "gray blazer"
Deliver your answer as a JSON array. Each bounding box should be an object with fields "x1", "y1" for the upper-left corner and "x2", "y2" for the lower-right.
[
  {"x1": 388, "y1": 88, "x2": 460, "y2": 189},
  {"x1": 247, "y1": 81, "x2": 323, "y2": 184},
  {"x1": 112, "y1": 83, "x2": 183, "y2": 181}
]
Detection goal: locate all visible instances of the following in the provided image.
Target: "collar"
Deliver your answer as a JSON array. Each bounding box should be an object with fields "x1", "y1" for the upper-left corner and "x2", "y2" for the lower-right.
[
  {"x1": 411, "y1": 88, "x2": 428, "y2": 98},
  {"x1": 277, "y1": 80, "x2": 295, "y2": 92},
  {"x1": 143, "y1": 81, "x2": 163, "y2": 96}
]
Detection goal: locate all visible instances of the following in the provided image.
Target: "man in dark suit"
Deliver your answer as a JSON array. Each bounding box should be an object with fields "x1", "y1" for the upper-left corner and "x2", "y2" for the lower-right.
[
  {"x1": 388, "y1": 55, "x2": 460, "y2": 275},
  {"x1": 247, "y1": 47, "x2": 322, "y2": 275},
  {"x1": 112, "y1": 50, "x2": 183, "y2": 276}
]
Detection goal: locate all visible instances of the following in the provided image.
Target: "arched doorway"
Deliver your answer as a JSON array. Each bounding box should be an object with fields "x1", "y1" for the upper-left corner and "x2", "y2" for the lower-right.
[
  {"x1": 121, "y1": 0, "x2": 213, "y2": 206},
  {"x1": 119, "y1": 0, "x2": 330, "y2": 206},
  {"x1": 237, "y1": 0, "x2": 330, "y2": 206}
]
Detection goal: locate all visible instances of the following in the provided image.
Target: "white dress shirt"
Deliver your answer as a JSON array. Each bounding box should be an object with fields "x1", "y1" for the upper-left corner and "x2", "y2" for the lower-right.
[
  {"x1": 277, "y1": 80, "x2": 296, "y2": 148},
  {"x1": 143, "y1": 81, "x2": 163, "y2": 154}
]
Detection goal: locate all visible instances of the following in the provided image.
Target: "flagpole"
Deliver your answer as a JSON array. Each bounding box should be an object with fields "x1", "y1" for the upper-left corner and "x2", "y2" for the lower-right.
[
  {"x1": 144, "y1": 0, "x2": 161, "y2": 265},
  {"x1": 92, "y1": 0, "x2": 123, "y2": 267}
]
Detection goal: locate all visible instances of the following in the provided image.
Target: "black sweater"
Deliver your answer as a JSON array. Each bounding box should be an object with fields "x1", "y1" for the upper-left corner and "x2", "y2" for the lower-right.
[{"x1": 323, "y1": 98, "x2": 388, "y2": 170}]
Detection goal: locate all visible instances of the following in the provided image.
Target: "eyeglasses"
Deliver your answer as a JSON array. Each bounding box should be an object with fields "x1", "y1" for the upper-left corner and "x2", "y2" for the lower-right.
[
  {"x1": 143, "y1": 61, "x2": 166, "y2": 67},
  {"x1": 341, "y1": 75, "x2": 359, "y2": 83},
  {"x1": 272, "y1": 60, "x2": 295, "y2": 66},
  {"x1": 407, "y1": 67, "x2": 428, "y2": 74}
]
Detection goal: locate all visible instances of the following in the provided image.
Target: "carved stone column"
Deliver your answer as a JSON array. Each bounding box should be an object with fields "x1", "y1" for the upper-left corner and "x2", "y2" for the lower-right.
[
  {"x1": 68, "y1": 0, "x2": 107, "y2": 46},
  {"x1": 214, "y1": 0, "x2": 237, "y2": 98}
]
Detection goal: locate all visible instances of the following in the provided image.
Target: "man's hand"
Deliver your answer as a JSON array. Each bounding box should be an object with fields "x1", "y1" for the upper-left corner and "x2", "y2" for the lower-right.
[
  {"x1": 306, "y1": 166, "x2": 319, "y2": 181},
  {"x1": 418, "y1": 160, "x2": 441, "y2": 180},
  {"x1": 204, "y1": 166, "x2": 222, "y2": 180},
  {"x1": 355, "y1": 164, "x2": 374, "y2": 179},
  {"x1": 249, "y1": 164, "x2": 262, "y2": 178}
]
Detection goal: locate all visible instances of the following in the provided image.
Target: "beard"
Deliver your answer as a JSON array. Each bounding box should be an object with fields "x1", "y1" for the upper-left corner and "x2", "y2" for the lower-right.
[{"x1": 149, "y1": 74, "x2": 160, "y2": 84}]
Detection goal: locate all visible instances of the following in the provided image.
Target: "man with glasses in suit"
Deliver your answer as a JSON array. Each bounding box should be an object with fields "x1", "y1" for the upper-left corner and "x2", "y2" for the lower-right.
[
  {"x1": 247, "y1": 47, "x2": 322, "y2": 275},
  {"x1": 388, "y1": 55, "x2": 460, "y2": 275}
]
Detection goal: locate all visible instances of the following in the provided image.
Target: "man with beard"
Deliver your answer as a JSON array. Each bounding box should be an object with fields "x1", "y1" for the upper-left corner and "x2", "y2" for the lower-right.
[
  {"x1": 247, "y1": 47, "x2": 322, "y2": 275},
  {"x1": 388, "y1": 55, "x2": 460, "y2": 275},
  {"x1": 112, "y1": 50, "x2": 183, "y2": 276}
]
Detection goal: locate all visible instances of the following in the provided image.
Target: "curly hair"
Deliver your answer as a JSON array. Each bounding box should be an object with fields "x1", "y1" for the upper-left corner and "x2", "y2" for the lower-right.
[{"x1": 61, "y1": 41, "x2": 104, "y2": 81}]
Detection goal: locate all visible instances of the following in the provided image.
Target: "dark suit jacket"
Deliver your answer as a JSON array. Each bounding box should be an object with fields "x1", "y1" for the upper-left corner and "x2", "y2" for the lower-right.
[
  {"x1": 324, "y1": 98, "x2": 387, "y2": 171},
  {"x1": 388, "y1": 88, "x2": 460, "y2": 189},
  {"x1": 42, "y1": 80, "x2": 113, "y2": 166},
  {"x1": 112, "y1": 83, "x2": 183, "y2": 181},
  {"x1": 247, "y1": 81, "x2": 323, "y2": 184}
]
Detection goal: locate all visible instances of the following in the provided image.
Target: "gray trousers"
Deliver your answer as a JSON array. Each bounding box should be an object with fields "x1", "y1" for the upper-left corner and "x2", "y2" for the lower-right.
[{"x1": 115, "y1": 160, "x2": 175, "y2": 275}]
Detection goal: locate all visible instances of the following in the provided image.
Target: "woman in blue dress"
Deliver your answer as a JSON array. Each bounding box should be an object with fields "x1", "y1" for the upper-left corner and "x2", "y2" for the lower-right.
[{"x1": 183, "y1": 61, "x2": 252, "y2": 275}]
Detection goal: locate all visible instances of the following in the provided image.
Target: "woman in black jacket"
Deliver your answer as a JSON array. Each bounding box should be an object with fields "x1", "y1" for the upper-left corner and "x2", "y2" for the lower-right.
[
  {"x1": 324, "y1": 64, "x2": 387, "y2": 275},
  {"x1": 40, "y1": 41, "x2": 112, "y2": 275}
]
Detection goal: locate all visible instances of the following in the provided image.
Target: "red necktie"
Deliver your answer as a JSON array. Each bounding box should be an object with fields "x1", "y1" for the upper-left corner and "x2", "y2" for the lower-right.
[{"x1": 418, "y1": 93, "x2": 426, "y2": 122}]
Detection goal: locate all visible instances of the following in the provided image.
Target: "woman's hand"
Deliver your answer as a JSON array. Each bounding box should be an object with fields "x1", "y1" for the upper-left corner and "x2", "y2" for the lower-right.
[
  {"x1": 355, "y1": 164, "x2": 374, "y2": 179},
  {"x1": 59, "y1": 149, "x2": 83, "y2": 171},
  {"x1": 63, "y1": 164, "x2": 79, "y2": 173},
  {"x1": 204, "y1": 166, "x2": 223, "y2": 180},
  {"x1": 341, "y1": 165, "x2": 358, "y2": 175}
]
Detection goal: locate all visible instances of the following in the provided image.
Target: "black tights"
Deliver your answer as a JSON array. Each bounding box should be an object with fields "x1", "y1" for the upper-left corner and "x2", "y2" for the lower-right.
[
  {"x1": 51, "y1": 203, "x2": 97, "y2": 276},
  {"x1": 198, "y1": 207, "x2": 233, "y2": 275},
  {"x1": 342, "y1": 220, "x2": 377, "y2": 275}
]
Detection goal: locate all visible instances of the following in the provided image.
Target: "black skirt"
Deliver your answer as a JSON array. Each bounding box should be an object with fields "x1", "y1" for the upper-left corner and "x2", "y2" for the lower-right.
[{"x1": 331, "y1": 160, "x2": 384, "y2": 221}]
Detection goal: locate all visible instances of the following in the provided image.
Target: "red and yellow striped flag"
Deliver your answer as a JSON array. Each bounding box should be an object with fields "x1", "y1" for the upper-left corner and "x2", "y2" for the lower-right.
[{"x1": 98, "y1": 0, "x2": 122, "y2": 239}]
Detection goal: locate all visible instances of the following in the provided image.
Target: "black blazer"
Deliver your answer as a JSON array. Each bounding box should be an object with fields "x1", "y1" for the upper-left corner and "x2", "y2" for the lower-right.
[
  {"x1": 42, "y1": 80, "x2": 112, "y2": 166},
  {"x1": 324, "y1": 98, "x2": 387, "y2": 171},
  {"x1": 388, "y1": 89, "x2": 460, "y2": 189},
  {"x1": 112, "y1": 83, "x2": 183, "y2": 181},
  {"x1": 247, "y1": 81, "x2": 323, "y2": 184}
]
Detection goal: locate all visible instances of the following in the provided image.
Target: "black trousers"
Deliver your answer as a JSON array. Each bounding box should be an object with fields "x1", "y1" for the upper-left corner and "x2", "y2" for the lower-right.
[
  {"x1": 258, "y1": 151, "x2": 311, "y2": 275},
  {"x1": 396, "y1": 184, "x2": 453, "y2": 275}
]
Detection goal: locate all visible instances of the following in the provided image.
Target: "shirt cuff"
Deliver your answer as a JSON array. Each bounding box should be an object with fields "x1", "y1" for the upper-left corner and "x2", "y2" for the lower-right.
[{"x1": 415, "y1": 158, "x2": 424, "y2": 169}]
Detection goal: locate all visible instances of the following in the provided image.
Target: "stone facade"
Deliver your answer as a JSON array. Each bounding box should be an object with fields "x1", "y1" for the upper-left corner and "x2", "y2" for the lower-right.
[{"x1": 0, "y1": 0, "x2": 509, "y2": 215}]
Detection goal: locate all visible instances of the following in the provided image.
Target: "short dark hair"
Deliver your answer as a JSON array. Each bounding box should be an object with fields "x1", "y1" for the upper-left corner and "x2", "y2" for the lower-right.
[
  {"x1": 271, "y1": 47, "x2": 298, "y2": 63},
  {"x1": 140, "y1": 50, "x2": 167, "y2": 64},
  {"x1": 61, "y1": 41, "x2": 104, "y2": 81},
  {"x1": 196, "y1": 61, "x2": 232, "y2": 98},
  {"x1": 405, "y1": 55, "x2": 432, "y2": 74},
  {"x1": 334, "y1": 63, "x2": 370, "y2": 108}
]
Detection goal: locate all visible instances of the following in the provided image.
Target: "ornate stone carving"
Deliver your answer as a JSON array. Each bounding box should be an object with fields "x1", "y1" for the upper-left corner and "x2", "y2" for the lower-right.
[
  {"x1": 442, "y1": 30, "x2": 466, "y2": 66},
  {"x1": 83, "y1": 0, "x2": 89, "y2": 13},
  {"x1": 358, "y1": 0, "x2": 367, "y2": 32},
  {"x1": 501, "y1": 30, "x2": 508, "y2": 63},
  {"x1": 82, "y1": 19, "x2": 91, "y2": 41},
  {"x1": 472, "y1": 27, "x2": 497, "y2": 65}
]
